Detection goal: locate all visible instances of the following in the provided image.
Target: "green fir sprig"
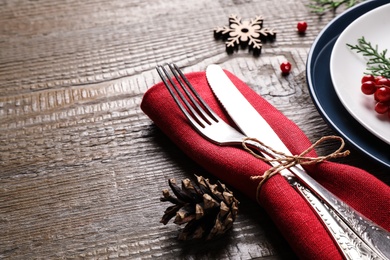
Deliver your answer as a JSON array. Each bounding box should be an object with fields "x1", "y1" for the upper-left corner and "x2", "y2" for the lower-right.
[
  {"x1": 347, "y1": 37, "x2": 390, "y2": 78},
  {"x1": 308, "y1": 0, "x2": 362, "y2": 15}
]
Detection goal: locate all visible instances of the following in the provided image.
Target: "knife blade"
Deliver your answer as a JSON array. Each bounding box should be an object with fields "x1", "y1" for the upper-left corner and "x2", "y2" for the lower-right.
[
  {"x1": 205, "y1": 64, "x2": 292, "y2": 155},
  {"x1": 205, "y1": 64, "x2": 390, "y2": 260}
]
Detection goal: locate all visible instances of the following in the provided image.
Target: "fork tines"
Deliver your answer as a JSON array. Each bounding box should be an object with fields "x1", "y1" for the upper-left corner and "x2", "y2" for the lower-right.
[{"x1": 156, "y1": 64, "x2": 218, "y2": 128}]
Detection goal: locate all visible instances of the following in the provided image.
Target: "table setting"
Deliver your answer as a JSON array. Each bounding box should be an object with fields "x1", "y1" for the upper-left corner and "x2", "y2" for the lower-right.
[{"x1": 1, "y1": 0, "x2": 389, "y2": 259}]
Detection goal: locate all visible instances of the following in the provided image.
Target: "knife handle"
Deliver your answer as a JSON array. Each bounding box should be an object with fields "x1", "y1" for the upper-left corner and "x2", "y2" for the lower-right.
[
  {"x1": 288, "y1": 166, "x2": 390, "y2": 260},
  {"x1": 292, "y1": 179, "x2": 388, "y2": 260},
  {"x1": 247, "y1": 140, "x2": 390, "y2": 259}
]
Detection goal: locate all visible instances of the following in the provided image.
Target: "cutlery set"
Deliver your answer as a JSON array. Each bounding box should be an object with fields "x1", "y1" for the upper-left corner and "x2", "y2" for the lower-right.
[{"x1": 156, "y1": 63, "x2": 390, "y2": 260}]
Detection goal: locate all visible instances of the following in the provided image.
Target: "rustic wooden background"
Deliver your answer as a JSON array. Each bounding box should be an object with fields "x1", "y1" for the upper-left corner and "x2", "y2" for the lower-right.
[{"x1": 1, "y1": 0, "x2": 389, "y2": 259}]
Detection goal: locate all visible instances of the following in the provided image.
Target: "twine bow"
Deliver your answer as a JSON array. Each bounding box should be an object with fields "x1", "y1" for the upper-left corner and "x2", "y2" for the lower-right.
[{"x1": 241, "y1": 135, "x2": 350, "y2": 203}]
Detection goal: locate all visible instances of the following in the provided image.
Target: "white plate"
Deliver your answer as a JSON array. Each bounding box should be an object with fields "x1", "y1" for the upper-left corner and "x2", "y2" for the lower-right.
[{"x1": 330, "y1": 3, "x2": 390, "y2": 145}]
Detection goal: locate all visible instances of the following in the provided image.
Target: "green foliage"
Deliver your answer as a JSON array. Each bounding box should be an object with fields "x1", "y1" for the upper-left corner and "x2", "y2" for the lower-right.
[
  {"x1": 308, "y1": 0, "x2": 362, "y2": 15},
  {"x1": 347, "y1": 37, "x2": 390, "y2": 78}
]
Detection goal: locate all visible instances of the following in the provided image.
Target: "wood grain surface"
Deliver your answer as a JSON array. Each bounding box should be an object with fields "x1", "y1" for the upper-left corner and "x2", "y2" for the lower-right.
[{"x1": 0, "y1": 0, "x2": 388, "y2": 259}]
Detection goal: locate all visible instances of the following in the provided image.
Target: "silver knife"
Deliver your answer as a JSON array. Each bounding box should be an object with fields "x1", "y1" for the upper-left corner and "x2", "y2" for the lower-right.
[{"x1": 206, "y1": 64, "x2": 390, "y2": 260}]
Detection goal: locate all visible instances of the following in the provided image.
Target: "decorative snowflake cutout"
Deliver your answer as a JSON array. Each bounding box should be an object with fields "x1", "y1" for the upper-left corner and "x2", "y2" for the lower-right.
[{"x1": 214, "y1": 15, "x2": 276, "y2": 56}]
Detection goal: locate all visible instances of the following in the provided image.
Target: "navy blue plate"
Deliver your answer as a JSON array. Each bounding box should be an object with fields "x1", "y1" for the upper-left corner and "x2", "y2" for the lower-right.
[{"x1": 306, "y1": 0, "x2": 390, "y2": 168}]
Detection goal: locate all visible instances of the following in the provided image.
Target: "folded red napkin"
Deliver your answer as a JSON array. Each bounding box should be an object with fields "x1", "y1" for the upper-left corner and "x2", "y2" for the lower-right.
[{"x1": 141, "y1": 69, "x2": 390, "y2": 259}]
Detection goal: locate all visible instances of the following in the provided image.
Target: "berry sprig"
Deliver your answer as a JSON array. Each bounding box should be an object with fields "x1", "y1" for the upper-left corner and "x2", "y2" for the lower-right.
[
  {"x1": 348, "y1": 37, "x2": 390, "y2": 118},
  {"x1": 347, "y1": 37, "x2": 390, "y2": 79},
  {"x1": 360, "y1": 74, "x2": 390, "y2": 118}
]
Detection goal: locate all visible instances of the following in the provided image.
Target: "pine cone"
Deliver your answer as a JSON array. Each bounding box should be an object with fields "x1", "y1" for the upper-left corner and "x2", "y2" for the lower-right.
[{"x1": 160, "y1": 175, "x2": 239, "y2": 240}]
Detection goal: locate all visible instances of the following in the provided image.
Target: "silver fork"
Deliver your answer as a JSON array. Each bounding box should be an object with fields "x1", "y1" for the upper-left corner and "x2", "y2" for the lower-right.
[{"x1": 156, "y1": 63, "x2": 390, "y2": 260}]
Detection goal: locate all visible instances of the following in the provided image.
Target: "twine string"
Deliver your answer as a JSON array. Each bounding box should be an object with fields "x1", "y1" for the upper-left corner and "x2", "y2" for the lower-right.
[{"x1": 241, "y1": 135, "x2": 350, "y2": 203}]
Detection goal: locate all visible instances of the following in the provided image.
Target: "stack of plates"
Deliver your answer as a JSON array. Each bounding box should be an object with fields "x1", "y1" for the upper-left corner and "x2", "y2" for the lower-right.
[{"x1": 306, "y1": 0, "x2": 390, "y2": 168}]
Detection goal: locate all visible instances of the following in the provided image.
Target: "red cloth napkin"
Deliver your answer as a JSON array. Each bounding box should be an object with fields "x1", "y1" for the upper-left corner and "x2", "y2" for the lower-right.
[{"x1": 141, "y1": 69, "x2": 390, "y2": 259}]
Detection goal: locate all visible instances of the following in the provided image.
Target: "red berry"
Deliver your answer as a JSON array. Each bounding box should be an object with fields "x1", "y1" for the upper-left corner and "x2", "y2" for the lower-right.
[
  {"x1": 361, "y1": 74, "x2": 375, "y2": 83},
  {"x1": 374, "y1": 87, "x2": 390, "y2": 102},
  {"x1": 297, "y1": 21, "x2": 307, "y2": 34},
  {"x1": 280, "y1": 61, "x2": 291, "y2": 74},
  {"x1": 375, "y1": 102, "x2": 389, "y2": 114},
  {"x1": 376, "y1": 77, "x2": 390, "y2": 87},
  {"x1": 375, "y1": 76, "x2": 385, "y2": 85},
  {"x1": 361, "y1": 81, "x2": 376, "y2": 95}
]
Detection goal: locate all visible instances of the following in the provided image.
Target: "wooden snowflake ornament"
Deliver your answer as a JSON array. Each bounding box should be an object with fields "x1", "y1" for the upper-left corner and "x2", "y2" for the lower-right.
[{"x1": 214, "y1": 15, "x2": 276, "y2": 56}]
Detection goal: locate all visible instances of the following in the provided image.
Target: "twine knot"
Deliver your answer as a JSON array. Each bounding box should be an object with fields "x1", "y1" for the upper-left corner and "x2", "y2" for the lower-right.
[{"x1": 242, "y1": 135, "x2": 350, "y2": 203}]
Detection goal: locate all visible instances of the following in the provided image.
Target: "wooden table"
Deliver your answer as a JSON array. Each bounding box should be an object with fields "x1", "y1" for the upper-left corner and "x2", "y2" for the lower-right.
[{"x1": 1, "y1": 0, "x2": 389, "y2": 259}]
